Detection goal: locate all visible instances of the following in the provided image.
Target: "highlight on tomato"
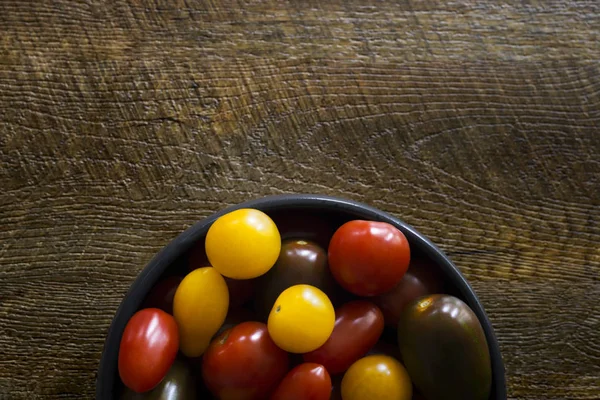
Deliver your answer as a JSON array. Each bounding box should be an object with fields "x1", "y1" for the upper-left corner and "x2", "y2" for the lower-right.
[
  {"x1": 328, "y1": 220, "x2": 411, "y2": 296},
  {"x1": 202, "y1": 321, "x2": 289, "y2": 400},
  {"x1": 118, "y1": 308, "x2": 179, "y2": 393}
]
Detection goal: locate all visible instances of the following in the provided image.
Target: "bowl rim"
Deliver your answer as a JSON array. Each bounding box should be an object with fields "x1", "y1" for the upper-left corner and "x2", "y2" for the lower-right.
[{"x1": 96, "y1": 193, "x2": 506, "y2": 399}]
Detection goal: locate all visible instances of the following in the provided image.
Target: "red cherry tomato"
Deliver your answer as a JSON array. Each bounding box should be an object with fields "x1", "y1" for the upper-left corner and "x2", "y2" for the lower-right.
[
  {"x1": 328, "y1": 220, "x2": 410, "y2": 296},
  {"x1": 202, "y1": 321, "x2": 289, "y2": 400},
  {"x1": 303, "y1": 301, "x2": 384, "y2": 374},
  {"x1": 374, "y1": 258, "x2": 444, "y2": 326},
  {"x1": 270, "y1": 363, "x2": 332, "y2": 400},
  {"x1": 118, "y1": 308, "x2": 179, "y2": 393}
]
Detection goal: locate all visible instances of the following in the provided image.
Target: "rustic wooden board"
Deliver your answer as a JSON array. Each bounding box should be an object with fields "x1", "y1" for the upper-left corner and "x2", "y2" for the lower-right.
[{"x1": 1, "y1": 0, "x2": 599, "y2": 398}]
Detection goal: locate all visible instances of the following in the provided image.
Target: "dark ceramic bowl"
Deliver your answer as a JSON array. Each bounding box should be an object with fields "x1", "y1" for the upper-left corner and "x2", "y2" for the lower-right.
[{"x1": 96, "y1": 194, "x2": 506, "y2": 399}]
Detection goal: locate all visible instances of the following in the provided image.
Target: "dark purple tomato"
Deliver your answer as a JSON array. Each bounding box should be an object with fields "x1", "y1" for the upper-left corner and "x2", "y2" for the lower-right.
[{"x1": 398, "y1": 295, "x2": 491, "y2": 400}]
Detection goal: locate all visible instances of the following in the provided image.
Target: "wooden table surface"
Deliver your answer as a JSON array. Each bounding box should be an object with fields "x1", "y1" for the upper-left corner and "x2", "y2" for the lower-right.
[{"x1": 1, "y1": 1, "x2": 599, "y2": 399}]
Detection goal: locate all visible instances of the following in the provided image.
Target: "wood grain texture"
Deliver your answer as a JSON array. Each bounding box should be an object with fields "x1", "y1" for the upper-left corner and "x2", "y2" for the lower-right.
[{"x1": 0, "y1": 0, "x2": 599, "y2": 398}]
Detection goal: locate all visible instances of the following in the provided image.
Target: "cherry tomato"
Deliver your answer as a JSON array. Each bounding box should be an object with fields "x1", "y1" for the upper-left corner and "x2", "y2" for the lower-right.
[
  {"x1": 328, "y1": 220, "x2": 410, "y2": 296},
  {"x1": 173, "y1": 267, "x2": 229, "y2": 357},
  {"x1": 202, "y1": 321, "x2": 289, "y2": 400},
  {"x1": 270, "y1": 363, "x2": 332, "y2": 400},
  {"x1": 341, "y1": 355, "x2": 412, "y2": 400},
  {"x1": 255, "y1": 239, "x2": 338, "y2": 320},
  {"x1": 303, "y1": 301, "x2": 384, "y2": 374},
  {"x1": 374, "y1": 258, "x2": 444, "y2": 326},
  {"x1": 206, "y1": 208, "x2": 281, "y2": 279},
  {"x1": 118, "y1": 308, "x2": 179, "y2": 393},
  {"x1": 142, "y1": 276, "x2": 182, "y2": 315},
  {"x1": 268, "y1": 284, "x2": 335, "y2": 353}
]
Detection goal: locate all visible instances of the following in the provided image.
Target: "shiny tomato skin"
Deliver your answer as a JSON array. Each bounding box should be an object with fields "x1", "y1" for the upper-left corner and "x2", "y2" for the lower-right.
[
  {"x1": 328, "y1": 220, "x2": 410, "y2": 296},
  {"x1": 118, "y1": 308, "x2": 179, "y2": 393},
  {"x1": 202, "y1": 321, "x2": 289, "y2": 400},
  {"x1": 173, "y1": 267, "x2": 229, "y2": 357},
  {"x1": 303, "y1": 300, "x2": 384, "y2": 374},
  {"x1": 270, "y1": 363, "x2": 332, "y2": 400},
  {"x1": 268, "y1": 285, "x2": 335, "y2": 354},
  {"x1": 206, "y1": 209, "x2": 281, "y2": 279},
  {"x1": 341, "y1": 355, "x2": 412, "y2": 400}
]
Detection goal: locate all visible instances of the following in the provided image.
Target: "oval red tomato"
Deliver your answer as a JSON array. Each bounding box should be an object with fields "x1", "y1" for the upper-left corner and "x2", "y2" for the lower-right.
[
  {"x1": 118, "y1": 308, "x2": 179, "y2": 393},
  {"x1": 202, "y1": 321, "x2": 289, "y2": 400},
  {"x1": 303, "y1": 300, "x2": 384, "y2": 374},
  {"x1": 328, "y1": 220, "x2": 410, "y2": 296},
  {"x1": 270, "y1": 363, "x2": 331, "y2": 400}
]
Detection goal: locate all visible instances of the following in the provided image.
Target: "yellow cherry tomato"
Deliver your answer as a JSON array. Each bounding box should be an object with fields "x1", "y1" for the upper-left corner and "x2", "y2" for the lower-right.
[
  {"x1": 341, "y1": 355, "x2": 412, "y2": 400},
  {"x1": 205, "y1": 208, "x2": 281, "y2": 279},
  {"x1": 173, "y1": 267, "x2": 229, "y2": 357},
  {"x1": 268, "y1": 284, "x2": 335, "y2": 353}
]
